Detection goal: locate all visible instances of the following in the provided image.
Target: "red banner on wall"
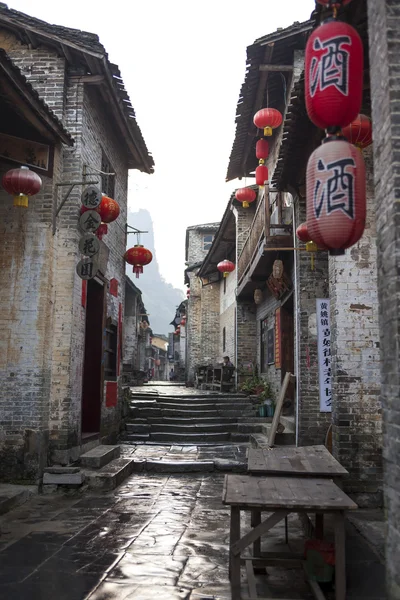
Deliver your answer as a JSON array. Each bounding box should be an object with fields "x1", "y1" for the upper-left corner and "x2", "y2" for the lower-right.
[
  {"x1": 106, "y1": 381, "x2": 118, "y2": 407},
  {"x1": 275, "y1": 308, "x2": 281, "y2": 369},
  {"x1": 118, "y1": 302, "x2": 122, "y2": 376}
]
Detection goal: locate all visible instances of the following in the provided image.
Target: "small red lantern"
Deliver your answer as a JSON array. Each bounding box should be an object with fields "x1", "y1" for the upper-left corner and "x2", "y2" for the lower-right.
[
  {"x1": 217, "y1": 259, "x2": 235, "y2": 278},
  {"x1": 305, "y1": 20, "x2": 363, "y2": 130},
  {"x1": 306, "y1": 137, "x2": 366, "y2": 252},
  {"x1": 342, "y1": 114, "x2": 372, "y2": 150},
  {"x1": 180, "y1": 316, "x2": 187, "y2": 327},
  {"x1": 255, "y1": 165, "x2": 269, "y2": 187},
  {"x1": 95, "y1": 223, "x2": 108, "y2": 240},
  {"x1": 124, "y1": 244, "x2": 153, "y2": 278},
  {"x1": 296, "y1": 222, "x2": 312, "y2": 243},
  {"x1": 256, "y1": 139, "x2": 269, "y2": 164},
  {"x1": 2, "y1": 166, "x2": 42, "y2": 208},
  {"x1": 235, "y1": 187, "x2": 256, "y2": 209},
  {"x1": 253, "y1": 108, "x2": 282, "y2": 136}
]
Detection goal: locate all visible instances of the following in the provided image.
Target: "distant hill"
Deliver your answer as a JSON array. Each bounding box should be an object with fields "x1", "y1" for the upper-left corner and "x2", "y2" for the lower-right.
[{"x1": 126, "y1": 209, "x2": 184, "y2": 335}]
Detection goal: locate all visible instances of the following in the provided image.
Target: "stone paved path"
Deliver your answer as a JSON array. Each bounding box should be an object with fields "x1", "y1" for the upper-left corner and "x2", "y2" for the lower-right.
[{"x1": 0, "y1": 471, "x2": 385, "y2": 600}]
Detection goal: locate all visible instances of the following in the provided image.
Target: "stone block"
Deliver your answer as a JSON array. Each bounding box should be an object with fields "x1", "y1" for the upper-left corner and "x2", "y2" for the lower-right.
[
  {"x1": 44, "y1": 466, "x2": 81, "y2": 474},
  {"x1": 43, "y1": 472, "x2": 85, "y2": 485}
]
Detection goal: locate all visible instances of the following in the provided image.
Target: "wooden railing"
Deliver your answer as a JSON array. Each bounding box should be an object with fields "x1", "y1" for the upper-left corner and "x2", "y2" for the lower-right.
[{"x1": 237, "y1": 188, "x2": 267, "y2": 283}]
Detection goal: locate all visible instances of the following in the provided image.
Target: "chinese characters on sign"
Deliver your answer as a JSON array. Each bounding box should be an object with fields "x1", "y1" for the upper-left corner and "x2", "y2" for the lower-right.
[
  {"x1": 310, "y1": 35, "x2": 351, "y2": 97},
  {"x1": 79, "y1": 233, "x2": 100, "y2": 258},
  {"x1": 79, "y1": 210, "x2": 101, "y2": 233},
  {"x1": 314, "y1": 157, "x2": 356, "y2": 220},
  {"x1": 76, "y1": 258, "x2": 97, "y2": 280},
  {"x1": 81, "y1": 185, "x2": 101, "y2": 209},
  {"x1": 317, "y1": 298, "x2": 332, "y2": 412},
  {"x1": 275, "y1": 308, "x2": 281, "y2": 369}
]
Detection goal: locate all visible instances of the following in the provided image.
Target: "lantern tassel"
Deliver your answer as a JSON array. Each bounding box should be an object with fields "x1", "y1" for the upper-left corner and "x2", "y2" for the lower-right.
[
  {"x1": 133, "y1": 265, "x2": 143, "y2": 279},
  {"x1": 264, "y1": 126, "x2": 273, "y2": 136},
  {"x1": 243, "y1": 201, "x2": 249, "y2": 208},
  {"x1": 13, "y1": 194, "x2": 29, "y2": 208}
]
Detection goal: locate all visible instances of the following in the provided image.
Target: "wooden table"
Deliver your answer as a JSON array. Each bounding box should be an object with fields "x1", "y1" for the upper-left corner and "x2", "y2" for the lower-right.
[
  {"x1": 223, "y1": 474, "x2": 357, "y2": 600},
  {"x1": 248, "y1": 446, "x2": 349, "y2": 544}
]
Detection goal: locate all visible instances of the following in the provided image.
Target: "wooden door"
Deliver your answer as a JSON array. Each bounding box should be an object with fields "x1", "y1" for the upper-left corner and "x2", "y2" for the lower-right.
[{"x1": 280, "y1": 295, "x2": 295, "y2": 403}]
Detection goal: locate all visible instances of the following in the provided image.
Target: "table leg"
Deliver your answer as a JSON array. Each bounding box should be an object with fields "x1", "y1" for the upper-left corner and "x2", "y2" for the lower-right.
[
  {"x1": 285, "y1": 515, "x2": 289, "y2": 544},
  {"x1": 334, "y1": 511, "x2": 346, "y2": 600},
  {"x1": 251, "y1": 510, "x2": 261, "y2": 557},
  {"x1": 315, "y1": 513, "x2": 324, "y2": 539},
  {"x1": 230, "y1": 506, "x2": 241, "y2": 600}
]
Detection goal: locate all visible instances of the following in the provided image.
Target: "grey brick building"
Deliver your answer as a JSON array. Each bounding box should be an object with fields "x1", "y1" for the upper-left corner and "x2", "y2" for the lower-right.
[{"x1": 0, "y1": 5, "x2": 153, "y2": 481}]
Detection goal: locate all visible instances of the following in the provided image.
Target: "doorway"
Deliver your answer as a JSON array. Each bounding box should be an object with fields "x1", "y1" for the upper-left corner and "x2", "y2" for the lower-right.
[
  {"x1": 280, "y1": 294, "x2": 295, "y2": 408},
  {"x1": 81, "y1": 278, "x2": 105, "y2": 435}
]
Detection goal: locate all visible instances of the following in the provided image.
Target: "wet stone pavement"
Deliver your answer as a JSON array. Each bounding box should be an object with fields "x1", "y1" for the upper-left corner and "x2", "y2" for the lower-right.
[{"x1": 0, "y1": 470, "x2": 386, "y2": 600}]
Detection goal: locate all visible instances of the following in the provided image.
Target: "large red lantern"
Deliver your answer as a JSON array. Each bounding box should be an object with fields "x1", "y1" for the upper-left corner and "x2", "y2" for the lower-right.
[
  {"x1": 256, "y1": 139, "x2": 269, "y2": 164},
  {"x1": 124, "y1": 244, "x2": 153, "y2": 278},
  {"x1": 306, "y1": 137, "x2": 366, "y2": 252},
  {"x1": 296, "y1": 222, "x2": 312, "y2": 243},
  {"x1": 97, "y1": 195, "x2": 120, "y2": 223},
  {"x1": 305, "y1": 20, "x2": 363, "y2": 130},
  {"x1": 2, "y1": 166, "x2": 42, "y2": 208},
  {"x1": 342, "y1": 114, "x2": 372, "y2": 150},
  {"x1": 255, "y1": 165, "x2": 269, "y2": 187},
  {"x1": 253, "y1": 108, "x2": 282, "y2": 136},
  {"x1": 235, "y1": 187, "x2": 256, "y2": 208},
  {"x1": 217, "y1": 259, "x2": 235, "y2": 278}
]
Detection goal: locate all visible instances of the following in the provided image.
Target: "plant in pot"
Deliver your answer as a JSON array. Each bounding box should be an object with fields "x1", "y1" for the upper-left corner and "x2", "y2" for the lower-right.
[{"x1": 259, "y1": 381, "x2": 275, "y2": 418}]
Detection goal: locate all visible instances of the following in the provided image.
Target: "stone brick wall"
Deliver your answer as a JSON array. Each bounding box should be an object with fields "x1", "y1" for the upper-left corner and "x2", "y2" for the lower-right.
[
  {"x1": 329, "y1": 147, "x2": 382, "y2": 507},
  {"x1": 0, "y1": 37, "x2": 131, "y2": 474},
  {"x1": 294, "y1": 194, "x2": 331, "y2": 447},
  {"x1": 367, "y1": 0, "x2": 400, "y2": 595}
]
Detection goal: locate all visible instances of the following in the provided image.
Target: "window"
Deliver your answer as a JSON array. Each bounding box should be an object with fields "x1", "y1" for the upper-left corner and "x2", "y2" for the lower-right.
[
  {"x1": 203, "y1": 234, "x2": 214, "y2": 251},
  {"x1": 104, "y1": 318, "x2": 118, "y2": 380},
  {"x1": 101, "y1": 151, "x2": 115, "y2": 198},
  {"x1": 223, "y1": 327, "x2": 226, "y2": 352},
  {"x1": 260, "y1": 319, "x2": 274, "y2": 372}
]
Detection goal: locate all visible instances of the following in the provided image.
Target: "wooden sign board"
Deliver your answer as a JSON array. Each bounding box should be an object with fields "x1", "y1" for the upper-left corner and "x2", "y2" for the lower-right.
[
  {"x1": 0, "y1": 132, "x2": 51, "y2": 174},
  {"x1": 79, "y1": 233, "x2": 100, "y2": 257},
  {"x1": 76, "y1": 258, "x2": 97, "y2": 280},
  {"x1": 79, "y1": 210, "x2": 101, "y2": 233},
  {"x1": 81, "y1": 186, "x2": 101, "y2": 209}
]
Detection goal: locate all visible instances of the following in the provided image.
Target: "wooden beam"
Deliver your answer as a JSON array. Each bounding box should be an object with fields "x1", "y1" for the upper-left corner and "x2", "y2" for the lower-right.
[
  {"x1": 259, "y1": 64, "x2": 293, "y2": 72},
  {"x1": 25, "y1": 30, "x2": 39, "y2": 49},
  {"x1": 61, "y1": 43, "x2": 74, "y2": 63},
  {"x1": 240, "y1": 43, "x2": 274, "y2": 176}
]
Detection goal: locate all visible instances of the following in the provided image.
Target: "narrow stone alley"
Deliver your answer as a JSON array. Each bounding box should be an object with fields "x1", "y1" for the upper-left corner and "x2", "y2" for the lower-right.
[{"x1": 0, "y1": 385, "x2": 386, "y2": 600}]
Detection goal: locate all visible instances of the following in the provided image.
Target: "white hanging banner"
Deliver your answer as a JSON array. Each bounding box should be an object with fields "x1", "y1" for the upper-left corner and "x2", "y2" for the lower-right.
[{"x1": 317, "y1": 298, "x2": 332, "y2": 412}]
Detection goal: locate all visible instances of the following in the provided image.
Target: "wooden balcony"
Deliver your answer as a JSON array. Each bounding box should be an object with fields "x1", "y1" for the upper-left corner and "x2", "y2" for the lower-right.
[{"x1": 237, "y1": 185, "x2": 293, "y2": 298}]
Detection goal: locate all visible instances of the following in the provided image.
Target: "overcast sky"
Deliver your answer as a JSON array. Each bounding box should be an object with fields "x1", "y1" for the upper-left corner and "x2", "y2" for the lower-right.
[{"x1": 10, "y1": 0, "x2": 315, "y2": 290}]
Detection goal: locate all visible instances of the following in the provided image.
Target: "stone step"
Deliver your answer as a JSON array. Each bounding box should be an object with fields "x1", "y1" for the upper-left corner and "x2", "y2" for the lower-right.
[
  {"x1": 261, "y1": 423, "x2": 296, "y2": 444},
  {"x1": 127, "y1": 431, "x2": 232, "y2": 444},
  {"x1": 145, "y1": 423, "x2": 240, "y2": 434},
  {"x1": 280, "y1": 415, "x2": 296, "y2": 433},
  {"x1": 84, "y1": 458, "x2": 137, "y2": 491},
  {"x1": 80, "y1": 445, "x2": 120, "y2": 469},
  {"x1": 145, "y1": 416, "x2": 240, "y2": 425},
  {"x1": 130, "y1": 408, "x2": 257, "y2": 419},
  {"x1": 0, "y1": 484, "x2": 34, "y2": 515},
  {"x1": 130, "y1": 401, "x2": 255, "y2": 411},
  {"x1": 126, "y1": 424, "x2": 151, "y2": 434},
  {"x1": 250, "y1": 428, "x2": 296, "y2": 448},
  {"x1": 130, "y1": 393, "x2": 247, "y2": 401},
  {"x1": 154, "y1": 395, "x2": 249, "y2": 404}
]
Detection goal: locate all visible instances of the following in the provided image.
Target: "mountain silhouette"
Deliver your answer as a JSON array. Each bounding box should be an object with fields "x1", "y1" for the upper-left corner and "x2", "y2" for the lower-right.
[{"x1": 126, "y1": 208, "x2": 185, "y2": 334}]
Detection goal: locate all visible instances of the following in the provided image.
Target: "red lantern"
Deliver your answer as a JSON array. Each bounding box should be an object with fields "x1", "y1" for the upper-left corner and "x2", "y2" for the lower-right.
[
  {"x1": 316, "y1": 0, "x2": 352, "y2": 6},
  {"x1": 255, "y1": 165, "x2": 269, "y2": 187},
  {"x1": 306, "y1": 138, "x2": 366, "y2": 252},
  {"x1": 305, "y1": 20, "x2": 363, "y2": 130},
  {"x1": 256, "y1": 139, "x2": 269, "y2": 164},
  {"x1": 296, "y1": 222, "x2": 312, "y2": 243},
  {"x1": 342, "y1": 114, "x2": 372, "y2": 150},
  {"x1": 253, "y1": 108, "x2": 282, "y2": 136},
  {"x1": 217, "y1": 259, "x2": 235, "y2": 278},
  {"x1": 97, "y1": 195, "x2": 120, "y2": 223},
  {"x1": 235, "y1": 187, "x2": 256, "y2": 209},
  {"x1": 96, "y1": 223, "x2": 108, "y2": 240},
  {"x1": 124, "y1": 244, "x2": 153, "y2": 278},
  {"x1": 2, "y1": 166, "x2": 42, "y2": 208},
  {"x1": 180, "y1": 316, "x2": 187, "y2": 327}
]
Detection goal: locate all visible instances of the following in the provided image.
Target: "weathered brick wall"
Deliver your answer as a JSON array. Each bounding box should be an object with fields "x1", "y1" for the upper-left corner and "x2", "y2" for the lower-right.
[
  {"x1": 294, "y1": 194, "x2": 331, "y2": 446},
  {"x1": 0, "y1": 149, "x2": 63, "y2": 481},
  {"x1": 237, "y1": 300, "x2": 257, "y2": 369},
  {"x1": 367, "y1": 0, "x2": 400, "y2": 595},
  {"x1": 219, "y1": 271, "x2": 236, "y2": 362},
  {"x1": 123, "y1": 284, "x2": 139, "y2": 370},
  {"x1": 329, "y1": 147, "x2": 382, "y2": 507}
]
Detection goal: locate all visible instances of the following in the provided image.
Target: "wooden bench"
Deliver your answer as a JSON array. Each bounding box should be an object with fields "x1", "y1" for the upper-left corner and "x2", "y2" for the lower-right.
[
  {"x1": 223, "y1": 473, "x2": 357, "y2": 600},
  {"x1": 201, "y1": 365, "x2": 235, "y2": 392}
]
